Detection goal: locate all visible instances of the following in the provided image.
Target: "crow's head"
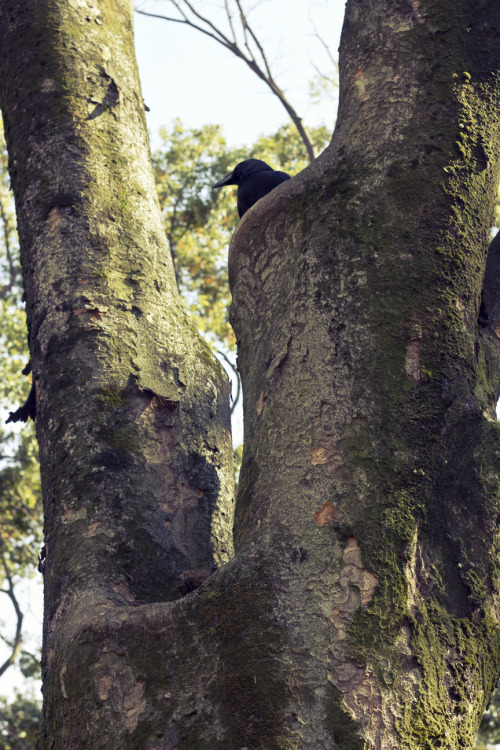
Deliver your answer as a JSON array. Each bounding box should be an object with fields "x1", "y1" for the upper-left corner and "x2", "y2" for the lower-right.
[{"x1": 212, "y1": 159, "x2": 272, "y2": 188}]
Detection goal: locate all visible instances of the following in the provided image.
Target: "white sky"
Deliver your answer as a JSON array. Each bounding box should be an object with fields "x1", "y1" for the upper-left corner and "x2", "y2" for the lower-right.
[
  {"x1": 0, "y1": 0, "x2": 348, "y2": 701},
  {"x1": 135, "y1": 0, "x2": 346, "y2": 149}
]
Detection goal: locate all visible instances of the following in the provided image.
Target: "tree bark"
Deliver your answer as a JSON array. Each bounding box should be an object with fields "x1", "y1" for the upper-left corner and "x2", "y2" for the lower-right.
[
  {"x1": 228, "y1": 1, "x2": 500, "y2": 746},
  {"x1": 2, "y1": 0, "x2": 500, "y2": 748},
  {"x1": 0, "y1": 0, "x2": 234, "y2": 746}
]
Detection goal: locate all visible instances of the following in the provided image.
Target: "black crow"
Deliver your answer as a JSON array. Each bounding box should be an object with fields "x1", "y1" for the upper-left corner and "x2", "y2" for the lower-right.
[{"x1": 212, "y1": 159, "x2": 291, "y2": 218}]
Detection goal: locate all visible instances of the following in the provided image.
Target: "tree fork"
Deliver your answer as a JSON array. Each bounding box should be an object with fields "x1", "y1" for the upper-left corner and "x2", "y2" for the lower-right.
[{"x1": 1, "y1": 0, "x2": 500, "y2": 748}]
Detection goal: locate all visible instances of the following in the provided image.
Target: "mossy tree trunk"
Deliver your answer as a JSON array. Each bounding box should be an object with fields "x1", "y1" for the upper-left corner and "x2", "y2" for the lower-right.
[
  {"x1": 0, "y1": 0, "x2": 235, "y2": 746},
  {"x1": 2, "y1": 0, "x2": 500, "y2": 748}
]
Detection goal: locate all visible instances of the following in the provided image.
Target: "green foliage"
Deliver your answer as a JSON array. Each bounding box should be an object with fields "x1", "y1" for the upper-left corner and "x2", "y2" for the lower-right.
[
  {"x1": 0, "y1": 690, "x2": 41, "y2": 750},
  {"x1": 0, "y1": 122, "x2": 43, "y2": 684},
  {"x1": 0, "y1": 125, "x2": 42, "y2": 580},
  {"x1": 494, "y1": 182, "x2": 500, "y2": 229},
  {"x1": 0, "y1": 424, "x2": 41, "y2": 579},
  {"x1": 474, "y1": 687, "x2": 500, "y2": 749},
  {"x1": 152, "y1": 120, "x2": 240, "y2": 350},
  {"x1": 17, "y1": 651, "x2": 41, "y2": 681},
  {"x1": 0, "y1": 123, "x2": 26, "y2": 405}
]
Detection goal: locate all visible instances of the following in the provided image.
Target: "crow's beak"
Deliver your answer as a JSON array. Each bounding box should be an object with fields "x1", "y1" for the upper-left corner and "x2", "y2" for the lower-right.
[{"x1": 212, "y1": 171, "x2": 235, "y2": 189}]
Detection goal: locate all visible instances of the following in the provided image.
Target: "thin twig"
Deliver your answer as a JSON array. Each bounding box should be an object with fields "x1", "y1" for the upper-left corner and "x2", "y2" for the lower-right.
[
  {"x1": 224, "y1": 0, "x2": 238, "y2": 44},
  {"x1": 235, "y1": 0, "x2": 273, "y2": 82},
  {"x1": 176, "y1": 0, "x2": 236, "y2": 48},
  {"x1": 135, "y1": 9, "x2": 229, "y2": 48},
  {"x1": 311, "y1": 25, "x2": 339, "y2": 74}
]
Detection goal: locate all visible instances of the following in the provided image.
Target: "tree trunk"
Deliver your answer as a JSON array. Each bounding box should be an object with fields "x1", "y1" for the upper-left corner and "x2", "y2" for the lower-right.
[
  {"x1": 0, "y1": 0, "x2": 234, "y2": 746},
  {"x1": 229, "y1": 1, "x2": 500, "y2": 746},
  {"x1": 1, "y1": 0, "x2": 500, "y2": 748}
]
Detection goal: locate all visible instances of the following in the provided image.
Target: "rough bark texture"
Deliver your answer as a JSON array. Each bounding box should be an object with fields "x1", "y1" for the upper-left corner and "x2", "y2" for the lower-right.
[
  {"x1": 0, "y1": 0, "x2": 234, "y2": 746},
  {"x1": 228, "y1": 0, "x2": 500, "y2": 747},
  {"x1": 2, "y1": 0, "x2": 500, "y2": 748}
]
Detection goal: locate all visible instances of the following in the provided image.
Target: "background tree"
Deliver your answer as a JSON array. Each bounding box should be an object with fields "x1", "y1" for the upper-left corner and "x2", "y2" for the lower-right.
[
  {"x1": 0, "y1": 690, "x2": 41, "y2": 750},
  {"x1": 1, "y1": 0, "x2": 500, "y2": 748},
  {"x1": 0, "y1": 123, "x2": 42, "y2": 749},
  {"x1": 0, "y1": 125, "x2": 42, "y2": 679}
]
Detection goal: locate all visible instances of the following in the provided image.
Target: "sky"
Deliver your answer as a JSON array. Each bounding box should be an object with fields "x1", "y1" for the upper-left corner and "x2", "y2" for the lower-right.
[
  {"x1": 134, "y1": 0, "x2": 346, "y2": 149},
  {"x1": 0, "y1": 0, "x2": 348, "y2": 702}
]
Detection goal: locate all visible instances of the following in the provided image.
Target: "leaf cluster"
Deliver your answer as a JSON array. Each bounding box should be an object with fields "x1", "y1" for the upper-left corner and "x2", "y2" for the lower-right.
[
  {"x1": 474, "y1": 687, "x2": 500, "y2": 749},
  {"x1": 0, "y1": 690, "x2": 41, "y2": 750}
]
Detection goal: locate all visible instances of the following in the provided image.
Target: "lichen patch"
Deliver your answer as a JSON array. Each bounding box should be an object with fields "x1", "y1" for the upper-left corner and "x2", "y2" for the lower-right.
[
  {"x1": 60, "y1": 662, "x2": 68, "y2": 699},
  {"x1": 311, "y1": 442, "x2": 342, "y2": 471},
  {"x1": 82, "y1": 518, "x2": 114, "y2": 537},
  {"x1": 360, "y1": 570, "x2": 380, "y2": 605},
  {"x1": 256, "y1": 390, "x2": 265, "y2": 415},
  {"x1": 112, "y1": 581, "x2": 136, "y2": 603},
  {"x1": 98, "y1": 674, "x2": 113, "y2": 700},
  {"x1": 123, "y1": 680, "x2": 146, "y2": 732},
  {"x1": 73, "y1": 305, "x2": 108, "y2": 323},
  {"x1": 405, "y1": 337, "x2": 422, "y2": 382},
  {"x1": 314, "y1": 501, "x2": 342, "y2": 527},
  {"x1": 353, "y1": 70, "x2": 370, "y2": 102},
  {"x1": 46, "y1": 206, "x2": 64, "y2": 231},
  {"x1": 329, "y1": 539, "x2": 379, "y2": 635},
  {"x1": 61, "y1": 507, "x2": 87, "y2": 524},
  {"x1": 326, "y1": 538, "x2": 392, "y2": 744}
]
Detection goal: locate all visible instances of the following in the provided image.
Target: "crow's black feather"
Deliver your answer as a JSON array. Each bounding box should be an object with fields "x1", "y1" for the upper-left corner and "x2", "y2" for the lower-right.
[{"x1": 213, "y1": 158, "x2": 291, "y2": 217}]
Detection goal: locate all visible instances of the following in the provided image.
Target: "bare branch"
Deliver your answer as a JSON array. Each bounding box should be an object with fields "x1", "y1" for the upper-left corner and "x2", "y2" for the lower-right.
[
  {"x1": 311, "y1": 61, "x2": 337, "y2": 87},
  {"x1": 224, "y1": 0, "x2": 238, "y2": 44},
  {"x1": 177, "y1": 0, "x2": 236, "y2": 48},
  {"x1": 216, "y1": 349, "x2": 241, "y2": 414},
  {"x1": 235, "y1": 0, "x2": 273, "y2": 82},
  {"x1": 235, "y1": 0, "x2": 251, "y2": 58},
  {"x1": 134, "y1": 2, "x2": 316, "y2": 162},
  {"x1": 0, "y1": 539, "x2": 23, "y2": 679},
  {"x1": 311, "y1": 25, "x2": 339, "y2": 74},
  {"x1": 135, "y1": 8, "x2": 231, "y2": 48}
]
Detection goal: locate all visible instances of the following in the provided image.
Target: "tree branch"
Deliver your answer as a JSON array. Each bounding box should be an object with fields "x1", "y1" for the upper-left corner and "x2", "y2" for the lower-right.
[
  {"x1": 311, "y1": 24, "x2": 339, "y2": 75},
  {"x1": 135, "y1": 2, "x2": 316, "y2": 162},
  {"x1": 0, "y1": 193, "x2": 21, "y2": 298},
  {"x1": 0, "y1": 539, "x2": 23, "y2": 679},
  {"x1": 224, "y1": 0, "x2": 237, "y2": 45},
  {"x1": 235, "y1": 0, "x2": 273, "y2": 82},
  {"x1": 216, "y1": 349, "x2": 241, "y2": 414}
]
